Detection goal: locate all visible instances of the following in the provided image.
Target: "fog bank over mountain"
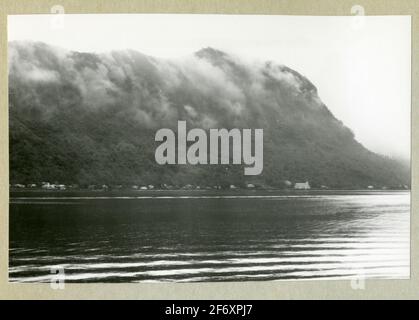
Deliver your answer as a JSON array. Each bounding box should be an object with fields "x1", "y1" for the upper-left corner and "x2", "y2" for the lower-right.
[
  {"x1": 8, "y1": 41, "x2": 410, "y2": 188},
  {"x1": 8, "y1": 15, "x2": 410, "y2": 160}
]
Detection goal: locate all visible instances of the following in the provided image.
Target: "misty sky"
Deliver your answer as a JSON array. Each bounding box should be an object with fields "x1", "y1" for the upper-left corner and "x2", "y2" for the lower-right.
[{"x1": 8, "y1": 14, "x2": 411, "y2": 159}]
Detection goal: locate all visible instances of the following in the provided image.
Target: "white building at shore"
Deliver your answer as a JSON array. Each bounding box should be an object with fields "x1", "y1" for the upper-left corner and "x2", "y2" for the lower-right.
[{"x1": 294, "y1": 181, "x2": 310, "y2": 190}]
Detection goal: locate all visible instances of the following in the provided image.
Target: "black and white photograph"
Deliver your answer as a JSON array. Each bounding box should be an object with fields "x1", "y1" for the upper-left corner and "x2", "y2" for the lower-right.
[{"x1": 8, "y1": 14, "x2": 411, "y2": 283}]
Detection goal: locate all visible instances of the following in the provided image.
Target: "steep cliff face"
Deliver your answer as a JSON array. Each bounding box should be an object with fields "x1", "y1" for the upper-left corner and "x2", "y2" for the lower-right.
[{"x1": 8, "y1": 41, "x2": 410, "y2": 188}]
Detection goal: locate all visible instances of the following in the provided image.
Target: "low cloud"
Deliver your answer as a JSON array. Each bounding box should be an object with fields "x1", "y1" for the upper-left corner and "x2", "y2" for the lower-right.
[{"x1": 8, "y1": 41, "x2": 325, "y2": 130}]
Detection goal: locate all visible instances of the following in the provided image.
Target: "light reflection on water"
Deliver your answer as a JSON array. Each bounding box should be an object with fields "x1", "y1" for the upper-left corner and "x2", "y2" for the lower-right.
[{"x1": 9, "y1": 191, "x2": 410, "y2": 282}]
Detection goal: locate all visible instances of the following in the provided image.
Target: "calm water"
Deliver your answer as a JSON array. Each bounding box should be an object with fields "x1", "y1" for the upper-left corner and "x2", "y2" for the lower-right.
[{"x1": 9, "y1": 190, "x2": 410, "y2": 282}]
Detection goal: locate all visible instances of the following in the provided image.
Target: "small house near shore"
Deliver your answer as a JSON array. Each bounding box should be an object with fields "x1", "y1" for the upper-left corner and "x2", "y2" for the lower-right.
[{"x1": 294, "y1": 181, "x2": 310, "y2": 190}]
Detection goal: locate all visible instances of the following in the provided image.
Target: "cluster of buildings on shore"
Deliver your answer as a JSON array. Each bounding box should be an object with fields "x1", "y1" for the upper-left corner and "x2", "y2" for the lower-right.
[
  {"x1": 10, "y1": 180, "x2": 410, "y2": 191},
  {"x1": 11, "y1": 182, "x2": 68, "y2": 190},
  {"x1": 10, "y1": 181, "x2": 308, "y2": 191}
]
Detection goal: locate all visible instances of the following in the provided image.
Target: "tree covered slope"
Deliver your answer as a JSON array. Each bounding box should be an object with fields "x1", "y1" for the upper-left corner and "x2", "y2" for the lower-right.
[{"x1": 8, "y1": 42, "x2": 410, "y2": 188}]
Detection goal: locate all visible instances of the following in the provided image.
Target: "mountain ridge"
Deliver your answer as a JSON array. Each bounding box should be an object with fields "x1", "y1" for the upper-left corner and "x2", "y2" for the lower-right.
[{"x1": 8, "y1": 41, "x2": 410, "y2": 189}]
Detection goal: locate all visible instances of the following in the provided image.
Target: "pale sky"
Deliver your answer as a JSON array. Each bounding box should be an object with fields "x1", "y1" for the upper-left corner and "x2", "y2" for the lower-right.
[{"x1": 8, "y1": 14, "x2": 411, "y2": 159}]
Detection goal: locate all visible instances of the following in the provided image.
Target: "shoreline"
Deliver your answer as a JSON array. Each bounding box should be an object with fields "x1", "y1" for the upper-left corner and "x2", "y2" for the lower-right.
[{"x1": 9, "y1": 188, "x2": 410, "y2": 200}]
